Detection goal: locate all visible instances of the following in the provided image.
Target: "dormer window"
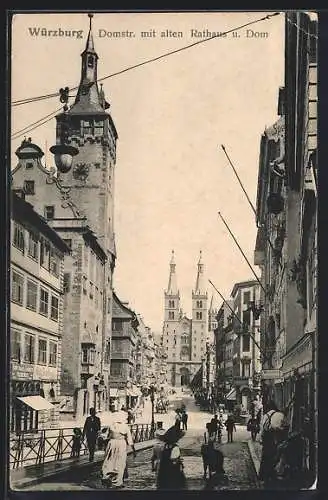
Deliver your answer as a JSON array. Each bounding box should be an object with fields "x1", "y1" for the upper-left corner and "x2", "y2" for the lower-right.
[
  {"x1": 23, "y1": 180, "x2": 35, "y2": 195},
  {"x1": 87, "y1": 55, "x2": 94, "y2": 68}
]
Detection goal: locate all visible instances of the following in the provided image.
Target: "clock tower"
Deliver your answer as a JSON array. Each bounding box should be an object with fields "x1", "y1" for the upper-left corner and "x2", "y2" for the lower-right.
[{"x1": 54, "y1": 13, "x2": 118, "y2": 258}]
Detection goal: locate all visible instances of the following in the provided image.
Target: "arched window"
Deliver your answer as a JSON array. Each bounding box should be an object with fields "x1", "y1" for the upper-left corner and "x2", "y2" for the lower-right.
[{"x1": 87, "y1": 55, "x2": 94, "y2": 68}]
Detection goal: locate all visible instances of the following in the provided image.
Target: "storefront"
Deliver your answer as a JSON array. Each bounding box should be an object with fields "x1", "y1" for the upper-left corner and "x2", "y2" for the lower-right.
[{"x1": 10, "y1": 380, "x2": 55, "y2": 434}]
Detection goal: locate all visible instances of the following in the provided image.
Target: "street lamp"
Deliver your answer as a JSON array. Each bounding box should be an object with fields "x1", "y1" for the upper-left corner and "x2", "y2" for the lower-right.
[{"x1": 49, "y1": 87, "x2": 78, "y2": 173}]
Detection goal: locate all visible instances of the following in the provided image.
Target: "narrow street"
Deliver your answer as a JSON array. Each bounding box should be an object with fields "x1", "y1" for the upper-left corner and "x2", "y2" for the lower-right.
[{"x1": 27, "y1": 394, "x2": 259, "y2": 491}]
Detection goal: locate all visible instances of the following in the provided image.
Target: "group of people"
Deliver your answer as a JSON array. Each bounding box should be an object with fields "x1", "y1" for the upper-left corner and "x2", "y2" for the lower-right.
[
  {"x1": 206, "y1": 413, "x2": 237, "y2": 443},
  {"x1": 78, "y1": 406, "x2": 136, "y2": 489},
  {"x1": 175, "y1": 406, "x2": 188, "y2": 430}
]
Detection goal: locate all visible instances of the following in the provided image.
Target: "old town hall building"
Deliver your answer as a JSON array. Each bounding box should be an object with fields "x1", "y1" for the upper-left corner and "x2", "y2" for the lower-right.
[
  {"x1": 12, "y1": 15, "x2": 117, "y2": 418},
  {"x1": 162, "y1": 251, "x2": 208, "y2": 387}
]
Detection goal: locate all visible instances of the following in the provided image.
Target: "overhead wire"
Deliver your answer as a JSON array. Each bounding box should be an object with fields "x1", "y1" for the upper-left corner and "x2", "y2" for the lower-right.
[{"x1": 11, "y1": 10, "x2": 282, "y2": 136}]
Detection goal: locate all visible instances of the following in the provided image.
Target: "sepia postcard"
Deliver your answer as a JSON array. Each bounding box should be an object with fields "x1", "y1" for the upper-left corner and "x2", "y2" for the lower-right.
[{"x1": 7, "y1": 10, "x2": 318, "y2": 492}]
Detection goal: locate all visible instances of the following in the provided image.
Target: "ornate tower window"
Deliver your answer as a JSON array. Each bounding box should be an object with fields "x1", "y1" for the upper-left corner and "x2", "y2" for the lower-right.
[{"x1": 87, "y1": 55, "x2": 94, "y2": 68}]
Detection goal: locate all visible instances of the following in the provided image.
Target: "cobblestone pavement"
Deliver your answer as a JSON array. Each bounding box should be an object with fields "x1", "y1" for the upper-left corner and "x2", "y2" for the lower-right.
[{"x1": 27, "y1": 394, "x2": 260, "y2": 491}]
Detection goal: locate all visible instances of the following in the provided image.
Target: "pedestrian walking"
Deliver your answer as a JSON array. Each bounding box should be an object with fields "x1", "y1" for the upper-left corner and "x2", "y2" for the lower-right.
[
  {"x1": 71, "y1": 427, "x2": 82, "y2": 457},
  {"x1": 156, "y1": 426, "x2": 187, "y2": 490},
  {"x1": 82, "y1": 407, "x2": 101, "y2": 462},
  {"x1": 247, "y1": 416, "x2": 260, "y2": 441},
  {"x1": 209, "y1": 414, "x2": 221, "y2": 441},
  {"x1": 181, "y1": 409, "x2": 188, "y2": 430},
  {"x1": 151, "y1": 427, "x2": 166, "y2": 472},
  {"x1": 101, "y1": 406, "x2": 137, "y2": 489},
  {"x1": 224, "y1": 414, "x2": 237, "y2": 443},
  {"x1": 258, "y1": 400, "x2": 288, "y2": 486},
  {"x1": 175, "y1": 409, "x2": 182, "y2": 430}
]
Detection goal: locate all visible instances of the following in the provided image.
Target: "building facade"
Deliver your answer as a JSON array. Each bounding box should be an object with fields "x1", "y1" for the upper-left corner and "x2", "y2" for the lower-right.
[
  {"x1": 230, "y1": 280, "x2": 262, "y2": 411},
  {"x1": 10, "y1": 192, "x2": 70, "y2": 433},
  {"x1": 253, "y1": 12, "x2": 317, "y2": 482},
  {"x1": 110, "y1": 292, "x2": 140, "y2": 409},
  {"x1": 254, "y1": 88, "x2": 287, "y2": 408},
  {"x1": 162, "y1": 251, "x2": 208, "y2": 387},
  {"x1": 11, "y1": 17, "x2": 117, "y2": 419}
]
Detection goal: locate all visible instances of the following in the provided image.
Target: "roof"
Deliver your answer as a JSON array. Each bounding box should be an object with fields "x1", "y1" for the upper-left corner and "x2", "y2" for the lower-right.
[
  {"x1": 231, "y1": 280, "x2": 259, "y2": 298},
  {"x1": 11, "y1": 193, "x2": 71, "y2": 254},
  {"x1": 112, "y1": 291, "x2": 139, "y2": 325}
]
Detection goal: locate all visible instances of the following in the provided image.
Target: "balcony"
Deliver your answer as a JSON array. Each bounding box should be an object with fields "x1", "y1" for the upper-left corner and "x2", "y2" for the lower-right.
[
  {"x1": 81, "y1": 364, "x2": 96, "y2": 376},
  {"x1": 233, "y1": 376, "x2": 251, "y2": 387},
  {"x1": 111, "y1": 350, "x2": 130, "y2": 360}
]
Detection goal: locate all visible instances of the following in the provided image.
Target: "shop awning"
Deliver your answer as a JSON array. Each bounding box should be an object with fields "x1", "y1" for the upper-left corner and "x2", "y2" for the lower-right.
[
  {"x1": 109, "y1": 388, "x2": 119, "y2": 397},
  {"x1": 225, "y1": 388, "x2": 237, "y2": 401},
  {"x1": 17, "y1": 396, "x2": 55, "y2": 410}
]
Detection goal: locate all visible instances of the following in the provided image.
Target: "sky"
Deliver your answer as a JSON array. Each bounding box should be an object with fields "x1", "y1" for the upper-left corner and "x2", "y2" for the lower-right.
[{"x1": 11, "y1": 11, "x2": 285, "y2": 333}]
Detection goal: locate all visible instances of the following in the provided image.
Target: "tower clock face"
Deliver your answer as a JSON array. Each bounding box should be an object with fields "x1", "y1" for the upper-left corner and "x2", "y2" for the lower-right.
[{"x1": 73, "y1": 163, "x2": 90, "y2": 181}]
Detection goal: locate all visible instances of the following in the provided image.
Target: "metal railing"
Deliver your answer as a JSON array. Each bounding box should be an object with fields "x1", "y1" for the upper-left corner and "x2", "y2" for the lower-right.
[{"x1": 10, "y1": 423, "x2": 155, "y2": 470}]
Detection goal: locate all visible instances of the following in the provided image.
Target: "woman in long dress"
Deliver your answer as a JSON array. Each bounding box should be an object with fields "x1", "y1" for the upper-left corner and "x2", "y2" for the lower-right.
[
  {"x1": 156, "y1": 426, "x2": 187, "y2": 490},
  {"x1": 101, "y1": 409, "x2": 136, "y2": 489}
]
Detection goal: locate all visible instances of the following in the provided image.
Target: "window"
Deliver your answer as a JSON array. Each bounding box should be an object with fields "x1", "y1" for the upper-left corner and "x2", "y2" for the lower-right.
[
  {"x1": 51, "y1": 295, "x2": 59, "y2": 321},
  {"x1": 40, "y1": 239, "x2": 50, "y2": 270},
  {"x1": 39, "y1": 288, "x2": 49, "y2": 316},
  {"x1": 81, "y1": 347, "x2": 95, "y2": 364},
  {"x1": 242, "y1": 362, "x2": 250, "y2": 378},
  {"x1": 26, "y1": 280, "x2": 37, "y2": 311},
  {"x1": 27, "y1": 231, "x2": 38, "y2": 260},
  {"x1": 44, "y1": 206, "x2": 55, "y2": 220},
  {"x1": 169, "y1": 311, "x2": 174, "y2": 320},
  {"x1": 89, "y1": 251, "x2": 95, "y2": 282},
  {"x1": 63, "y1": 239, "x2": 72, "y2": 250},
  {"x1": 63, "y1": 273, "x2": 70, "y2": 293},
  {"x1": 84, "y1": 245, "x2": 89, "y2": 267},
  {"x1": 23, "y1": 180, "x2": 35, "y2": 195},
  {"x1": 197, "y1": 300, "x2": 203, "y2": 308},
  {"x1": 38, "y1": 339, "x2": 47, "y2": 364},
  {"x1": 83, "y1": 120, "x2": 93, "y2": 135},
  {"x1": 24, "y1": 334, "x2": 35, "y2": 363},
  {"x1": 12, "y1": 271, "x2": 24, "y2": 305},
  {"x1": 26, "y1": 162, "x2": 33, "y2": 169},
  {"x1": 196, "y1": 311, "x2": 202, "y2": 320},
  {"x1": 90, "y1": 282, "x2": 94, "y2": 299},
  {"x1": 94, "y1": 120, "x2": 104, "y2": 136},
  {"x1": 243, "y1": 291, "x2": 251, "y2": 305},
  {"x1": 110, "y1": 363, "x2": 123, "y2": 377},
  {"x1": 13, "y1": 223, "x2": 25, "y2": 253},
  {"x1": 49, "y1": 342, "x2": 57, "y2": 366},
  {"x1": 242, "y1": 334, "x2": 250, "y2": 352},
  {"x1": 50, "y1": 250, "x2": 60, "y2": 277},
  {"x1": 95, "y1": 287, "x2": 99, "y2": 307},
  {"x1": 87, "y1": 55, "x2": 94, "y2": 68},
  {"x1": 242, "y1": 310, "x2": 251, "y2": 330},
  {"x1": 107, "y1": 297, "x2": 111, "y2": 313},
  {"x1": 11, "y1": 329, "x2": 21, "y2": 361},
  {"x1": 83, "y1": 276, "x2": 87, "y2": 294},
  {"x1": 105, "y1": 341, "x2": 111, "y2": 364},
  {"x1": 169, "y1": 300, "x2": 175, "y2": 308}
]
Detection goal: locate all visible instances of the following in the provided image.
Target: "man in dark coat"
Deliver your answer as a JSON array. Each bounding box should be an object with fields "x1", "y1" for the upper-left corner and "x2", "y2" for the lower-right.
[{"x1": 82, "y1": 407, "x2": 101, "y2": 462}]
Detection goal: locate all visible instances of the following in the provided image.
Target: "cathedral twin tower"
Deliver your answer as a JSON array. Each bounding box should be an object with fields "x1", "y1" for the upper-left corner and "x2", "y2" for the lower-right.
[{"x1": 162, "y1": 251, "x2": 208, "y2": 387}]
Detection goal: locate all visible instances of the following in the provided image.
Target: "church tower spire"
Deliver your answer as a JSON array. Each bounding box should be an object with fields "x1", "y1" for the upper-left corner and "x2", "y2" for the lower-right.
[
  {"x1": 194, "y1": 250, "x2": 206, "y2": 295},
  {"x1": 167, "y1": 250, "x2": 179, "y2": 295}
]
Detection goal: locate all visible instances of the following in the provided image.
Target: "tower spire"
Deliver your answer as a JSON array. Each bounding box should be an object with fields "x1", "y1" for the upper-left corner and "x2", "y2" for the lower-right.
[
  {"x1": 85, "y1": 13, "x2": 96, "y2": 53},
  {"x1": 68, "y1": 13, "x2": 106, "y2": 114},
  {"x1": 167, "y1": 250, "x2": 179, "y2": 295},
  {"x1": 194, "y1": 250, "x2": 206, "y2": 295}
]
